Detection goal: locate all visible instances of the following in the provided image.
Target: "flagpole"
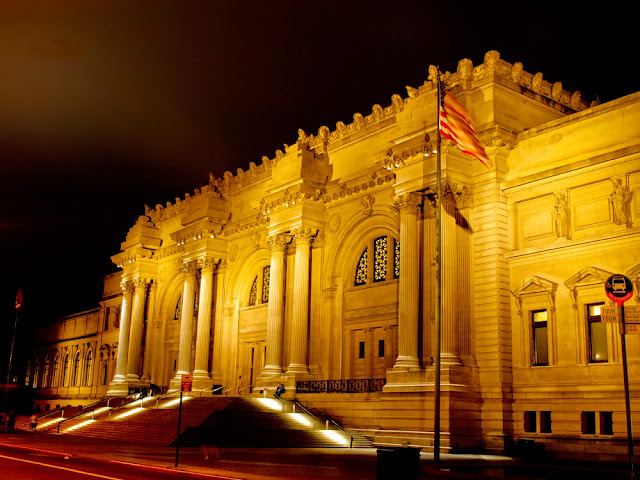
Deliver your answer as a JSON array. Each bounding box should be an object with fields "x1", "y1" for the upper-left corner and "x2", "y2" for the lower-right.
[{"x1": 433, "y1": 70, "x2": 443, "y2": 464}]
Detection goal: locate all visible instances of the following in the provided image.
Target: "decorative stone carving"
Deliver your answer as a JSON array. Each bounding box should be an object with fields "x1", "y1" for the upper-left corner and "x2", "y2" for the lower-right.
[
  {"x1": 328, "y1": 213, "x2": 341, "y2": 234},
  {"x1": 393, "y1": 192, "x2": 422, "y2": 215},
  {"x1": 610, "y1": 178, "x2": 632, "y2": 226},
  {"x1": 361, "y1": 195, "x2": 375, "y2": 216},
  {"x1": 554, "y1": 193, "x2": 569, "y2": 238}
]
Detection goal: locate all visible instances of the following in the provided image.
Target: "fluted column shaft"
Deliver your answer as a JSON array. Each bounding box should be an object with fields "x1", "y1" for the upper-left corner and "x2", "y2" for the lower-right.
[
  {"x1": 394, "y1": 193, "x2": 421, "y2": 369},
  {"x1": 194, "y1": 258, "x2": 215, "y2": 377},
  {"x1": 211, "y1": 261, "x2": 226, "y2": 382},
  {"x1": 287, "y1": 230, "x2": 312, "y2": 373},
  {"x1": 441, "y1": 190, "x2": 462, "y2": 365},
  {"x1": 142, "y1": 282, "x2": 156, "y2": 381},
  {"x1": 176, "y1": 261, "x2": 198, "y2": 375},
  {"x1": 113, "y1": 281, "x2": 133, "y2": 381},
  {"x1": 126, "y1": 278, "x2": 148, "y2": 379},
  {"x1": 263, "y1": 235, "x2": 287, "y2": 375}
]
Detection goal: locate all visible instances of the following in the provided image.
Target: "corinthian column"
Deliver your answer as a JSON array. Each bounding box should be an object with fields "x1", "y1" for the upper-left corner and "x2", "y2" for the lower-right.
[
  {"x1": 393, "y1": 193, "x2": 421, "y2": 369},
  {"x1": 126, "y1": 278, "x2": 148, "y2": 379},
  {"x1": 176, "y1": 261, "x2": 198, "y2": 376},
  {"x1": 194, "y1": 257, "x2": 216, "y2": 378},
  {"x1": 112, "y1": 281, "x2": 133, "y2": 382},
  {"x1": 441, "y1": 183, "x2": 462, "y2": 365},
  {"x1": 262, "y1": 234, "x2": 288, "y2": 375},
  {"x1": 287, "y1": 228, "x2": 313, "y2": 374}
]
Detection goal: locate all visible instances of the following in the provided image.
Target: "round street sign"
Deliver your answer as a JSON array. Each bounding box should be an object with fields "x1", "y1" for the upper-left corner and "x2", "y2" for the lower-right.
[{"x1": 605, "y1": 274, "x2": 634, "y2": 305}]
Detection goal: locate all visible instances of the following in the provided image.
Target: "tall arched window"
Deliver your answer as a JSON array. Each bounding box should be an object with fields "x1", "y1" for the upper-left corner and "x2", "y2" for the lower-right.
[
  {"x1": 52, "y1": 354, "x2": 59, "y2": 387},
  {"x1": 62, "y1": 353, "x2": 70, "y2": 387},
  {"x1": 248, "y1": 265, "x2": 271, "y2": 306},
  {"x1": 354, "y1": 235, "x2": 400, "y2": 286},
  {"x1": 42, "y1": 356, "x2": 50, "y2": 388},
  {"x1": 33, "y1": 360, "x2": 40, "y2": 389},
  {"x1": 100, "y1": 351, "x2": 109, "y2": 385},
  {"x1": 84, "y1": 350, "x2": 93, "y2": 386},
  {"x1": 72, "y1": 352, "x2": 81, "y2": 386}
]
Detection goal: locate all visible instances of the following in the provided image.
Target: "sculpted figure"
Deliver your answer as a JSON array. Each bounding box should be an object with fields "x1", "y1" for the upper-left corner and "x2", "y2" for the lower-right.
[
  {"x1": 554, "y1": 193, "x2": 568, "y2": 238},
  {"x1": 610, "y1": 179, "x2": 632, "y2": 226}
]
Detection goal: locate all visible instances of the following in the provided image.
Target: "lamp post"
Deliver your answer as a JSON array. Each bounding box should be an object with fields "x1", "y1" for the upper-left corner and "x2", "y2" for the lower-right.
[{"x1": 3, "y1": 289, "x2": 22, "y2": 412}]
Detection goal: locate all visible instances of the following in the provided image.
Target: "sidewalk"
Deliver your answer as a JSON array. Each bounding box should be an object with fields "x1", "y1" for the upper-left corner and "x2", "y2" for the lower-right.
[
  {"x1": 0, "y1": 431, "x2": 521, "y2": 479},
  {"x1": 0, "y1": 431, "x2": 634, "y2": 479}
]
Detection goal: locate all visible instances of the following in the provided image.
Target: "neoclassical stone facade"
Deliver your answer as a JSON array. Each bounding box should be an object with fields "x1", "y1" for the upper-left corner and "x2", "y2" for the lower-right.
[{"x1": 27, "y1": 51, "x2": 640, "y2": 460}]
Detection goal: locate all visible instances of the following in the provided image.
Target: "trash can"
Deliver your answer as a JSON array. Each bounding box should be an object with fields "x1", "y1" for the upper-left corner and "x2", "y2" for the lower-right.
[{"x1": 377, "y1": 447, "x2": 420, "y2": 480}]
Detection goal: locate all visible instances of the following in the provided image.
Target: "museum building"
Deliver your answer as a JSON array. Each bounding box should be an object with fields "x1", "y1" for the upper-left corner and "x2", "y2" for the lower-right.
[{"x1": 25, "y1": 51, "x2": 640, "y2": 460}]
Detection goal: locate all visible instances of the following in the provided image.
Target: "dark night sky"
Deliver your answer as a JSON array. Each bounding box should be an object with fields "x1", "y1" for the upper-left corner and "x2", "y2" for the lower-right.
[{"x1": 0, "y1": 1, "x2": 636, "y2": 374}]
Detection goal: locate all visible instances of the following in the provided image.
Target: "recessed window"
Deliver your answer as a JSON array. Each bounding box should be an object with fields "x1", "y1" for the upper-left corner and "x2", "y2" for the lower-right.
[
  {"x1": 587, "y1": 302, "x2": 607, "y2": 363},
  {"x1": 248, "y1": 277, "x2": 258, "y2": 306},
  {"x1": 359, "y1": 342, "x2": 365, "y2": 359},
  {"x1": 600, "y1": 412, "x2": 613, "y2": 435},
  {"x1": 582, "y1": 411, "x2": 596, "y2": 434},
  {"x1": 540, "y1": 411, "x2": 552, "y2": 433},
  {"x1": 354, "y1": 236, "x2": 399, "y2": 286},
  {"x1": 378, "y1": 339, "x2": 385, "y2": 358},
  {"x1": 524, "y1": 411, "x2": 536, "y2": 433},
  {"x1": 532, "y1": 310, "x2": 548, "y2": 366}
]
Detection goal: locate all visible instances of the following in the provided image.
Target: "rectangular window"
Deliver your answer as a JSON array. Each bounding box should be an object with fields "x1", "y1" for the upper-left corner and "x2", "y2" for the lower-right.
[
  {"x1": 359, "y1": 342, "x2": 365, "y2": 359},
  {"x1": 378, "y1": 339, "x2": 385, "y2": 358},
  {"x1": 587, "y1": 303, "x2": 607, "y2": 363},
  {"x1": 532, "y1": 310, "x2": 548, "y2": 366},
  {"x1": 600, "y1": 412, "x2": 613, "y2": 435},
  {"x1": 540, "y1": 411, "x2": 552, "y2": 433},
  {"x1": 524, "y1": 411, "x2": 536, "y2": 433},
  {"x1": 582, "y1": 411, "x2": 596, "y2": 434}
]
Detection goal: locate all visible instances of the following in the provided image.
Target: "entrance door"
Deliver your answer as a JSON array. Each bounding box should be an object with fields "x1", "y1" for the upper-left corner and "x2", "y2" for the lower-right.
[{"x1": 239, "y1": 341, "x2": 265, "y2": 394}]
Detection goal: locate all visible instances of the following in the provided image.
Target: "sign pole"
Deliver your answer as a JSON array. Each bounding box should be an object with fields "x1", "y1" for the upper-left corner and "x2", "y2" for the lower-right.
[
  {"x1": 605, "y1": 274, "x2": 635, "y2": 478},
  {"x1": 621, "y1": 305, "x2": 635, "y2": 478}
]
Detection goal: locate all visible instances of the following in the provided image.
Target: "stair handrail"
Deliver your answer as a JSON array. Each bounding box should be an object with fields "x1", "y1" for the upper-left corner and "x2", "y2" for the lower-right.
[
  {"x1": 238, "y1": 384, "x2": 253, "y2": 395},
  {"x1": 107, "y1": 392, "x2": 145, "y2": 420},
  {"x1": 198, "y1": 385, "x2": 223, "y2": 397},
  {"x1": 262, "y1": 388, "x2": 286, "y2": 412},
  {"x1": 155, "y1": 389, "x2": 182, "y2": 409},
  {"x1": 292, "y1": 400, "x2": 354, "y2": 448},
  {"x1": 223, "y1": 384, "x2": 240, "y2": 395},
  {"x1": 36, "y1": 407, "x2": 65, "y2": 421},
  {"x1": 56, "y1": 397, "x2": 114, "y2": 434}
]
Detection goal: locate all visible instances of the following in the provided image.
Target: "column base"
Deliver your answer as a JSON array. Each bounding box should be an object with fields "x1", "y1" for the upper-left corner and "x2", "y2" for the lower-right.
[
  {"x1": 392, "y1": 355, "x2": 421, "y2": 370},
  {"x1": 285, "y1": 363, "x2": 309, "y2": 375},
  {"x1": 261, "y1": 365, "x2": 284, "y2": 376}
]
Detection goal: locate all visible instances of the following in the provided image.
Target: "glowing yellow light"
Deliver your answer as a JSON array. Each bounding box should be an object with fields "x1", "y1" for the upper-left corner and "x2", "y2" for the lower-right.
[
  {"x1": 321, "y1": 430, "x2": 349, "y2": 446},
  {"x1": 163, "y1": 396, "x2": 192, "y2": 408},
  {"x1": 288, "y1": 413, "x2": 313, "y2": 427},
  {"x1": 593, "y1": 305, "x2": 601, "y2": 316},
  {"x1": 115, "y1": 407, "x2": 145, "y2": 419},
  {"x1": 39, "y1": 417, "x2": 65, "y2": 429},
  {"x1": 64, "y1": 419, "x2": 94, "y2": 432},
  {"x1": 256, "y1": 398, "x2": 283, "y2": 411}
]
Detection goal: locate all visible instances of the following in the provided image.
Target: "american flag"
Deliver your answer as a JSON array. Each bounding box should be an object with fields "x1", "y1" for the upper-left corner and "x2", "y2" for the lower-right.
[{"x1": 439, "y1": 92, "x2": 493, "y2": 169}]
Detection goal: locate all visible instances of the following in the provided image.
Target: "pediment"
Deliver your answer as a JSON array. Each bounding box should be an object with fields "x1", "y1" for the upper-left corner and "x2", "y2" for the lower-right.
[
  {"x1": 565, "y1": 266, "x2": 614, "y2": 289},
  {"x1": 512, "y1": 275, "x2": 557, "y2": 297}
]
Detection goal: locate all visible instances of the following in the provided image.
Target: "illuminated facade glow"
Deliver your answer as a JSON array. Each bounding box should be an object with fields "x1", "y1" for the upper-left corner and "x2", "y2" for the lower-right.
[{"x1": 26, "y1": 51, "x2": 640, "y2": 461}]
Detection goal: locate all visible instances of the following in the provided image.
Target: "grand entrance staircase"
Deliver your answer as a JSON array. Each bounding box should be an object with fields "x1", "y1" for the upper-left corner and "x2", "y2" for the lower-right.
[{"x1": 28, "y1": 393, "x2": 372, "y2": 449}]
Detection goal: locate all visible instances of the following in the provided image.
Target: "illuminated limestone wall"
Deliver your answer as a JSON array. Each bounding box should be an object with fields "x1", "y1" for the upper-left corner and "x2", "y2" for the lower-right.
[
  {"x1": 29, "y1": 273, "x2": 121, "y2": 411},
  {"x1": 27, "y1": 51, "x2": 640, "y2": 460}
]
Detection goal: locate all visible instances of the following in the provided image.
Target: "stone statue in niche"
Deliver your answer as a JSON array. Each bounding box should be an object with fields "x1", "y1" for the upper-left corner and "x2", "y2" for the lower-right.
[
  {"x1": 610, "y1": 179, "x2": 632, "y2": 226},
  {"x1": 554, "y1": 193, "x2": 568, "y2": 238}
]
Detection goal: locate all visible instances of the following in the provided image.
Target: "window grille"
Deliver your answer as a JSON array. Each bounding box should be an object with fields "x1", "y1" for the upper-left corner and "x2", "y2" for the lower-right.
[
  {"x1": 262, "y1": 266, "x2": 271, "y2": 303},
  {"x1": 248, "y1": 276, "x2": 258, "y2": 306},
  {"x1": 394, "y1": 239, "x2": 400, "y2": 279},
  {"x1": 355, "y1": 248, "x2": 368, "y2": 285},
  {"x1": 373, "y1": 236, "x2": 387, "y2": 282}
]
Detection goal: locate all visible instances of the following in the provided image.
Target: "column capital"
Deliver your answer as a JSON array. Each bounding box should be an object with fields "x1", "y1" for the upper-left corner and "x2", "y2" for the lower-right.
[
  {"x1": 120, "y1": 280, "x2": 134, "y2": 294},
  {"x1": 268, "y1": 233, "x2": 290, "y2": 251},
  {"x1": 393, "y1": 192, "x2": 422, "y2": 215},
  {"x1": 216, "y1": 259, "x2": 228, "y2": 274},
  {"x1": 198, "y1": 256, "x2": 218, "y2": 272},
  {"x1": 132, "y1": 277, "x2": 151, "y2": 290},
  {"x1": 292, "y1": 227, "x2": 317, "y2": 245},
  {"x1": 180, "y1": 260, "x2": 199, "y2": 276}
]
